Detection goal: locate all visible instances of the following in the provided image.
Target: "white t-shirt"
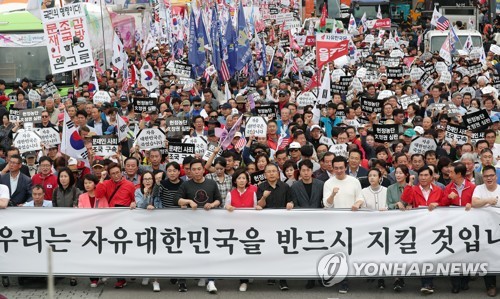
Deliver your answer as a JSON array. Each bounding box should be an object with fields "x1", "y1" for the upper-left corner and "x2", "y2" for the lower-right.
[
  {"x1": 323, "y1": 175, "x2": 363, "y2": 209},
  {"x1": 472, "y1": 184, "x2": 500, "y2": 207}
]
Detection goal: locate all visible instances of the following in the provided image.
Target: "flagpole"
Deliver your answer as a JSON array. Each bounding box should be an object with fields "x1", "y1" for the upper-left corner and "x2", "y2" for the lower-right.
[{"x1": 99, "y1": 0, "x2": 108, "y2": 67}]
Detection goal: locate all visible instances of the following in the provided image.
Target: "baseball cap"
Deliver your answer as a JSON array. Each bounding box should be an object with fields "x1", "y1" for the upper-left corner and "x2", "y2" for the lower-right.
[
  {"x1": 0, "y1": 95, "x2": 9, "y2": 102},
  {"x1": 414, "y1": 126, "x2": 424, "y2": 135},
  {"x1": 435, "y1": 125, "x2": 445, "y2": 131},
  {"x1": 181, "y1": 100, "x2": 191, "y2": 106},
  {"x1": 221, "y1": 103, "x2": 232, "y2": 109},
  {"x1": 207, "y1": 129, "x2": 216, "y2": 137},
  {"x1": 119, "y1": 95, "x2": 128, "y2": 101},
  {"x1": 92, "y1": 160, "x2": 104, "y2": 168},
  {"x1": 289, "y1": 142, "x2": 301, "y2": 149},
  {"x1": 403, "y1": 122, "x2": 414, "y2": 128},
  {"x1": 403, "y1": 128, "x2": 416, "y2": 138},
  {"x1": 234, "y1": 132, "x2": 242, "y2": 138},
  {"x1": 236, "y1": 95, "x2": 246, "y2": 104},
  {"x1": 25, "y1": 151, "x2": 37, "y2": 159},
  {"x1": 102, "y1": 102, "x2": 112, "y2": 109},
  {"x1": 310, "y1": 124, "x2": 322, "y2": 131}
]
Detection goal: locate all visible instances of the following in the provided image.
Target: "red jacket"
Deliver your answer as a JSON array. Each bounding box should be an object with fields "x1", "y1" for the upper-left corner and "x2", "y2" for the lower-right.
[
  {"x1": 78, "y1": 192, "x2": 109, "y2": 208},
  {"x1": 442, "y1": 180, "x2": 476, "y2": 207},
  {"x1": 401, "y1": 183, "x2": 444, "y2": 208},
  {"x1": 32, "y1": 173, "x2": 58, "y2": 201},
  {"x1": 95, "y1": 178, "x2": 136, "y2": 207}
]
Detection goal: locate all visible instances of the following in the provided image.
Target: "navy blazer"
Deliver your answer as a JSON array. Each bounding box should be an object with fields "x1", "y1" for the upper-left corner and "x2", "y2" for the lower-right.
[
  {"x1": 1, "y1": 172, "x2": 32, "y2": 206},
  {"x1": 346, "y1": 166, "x2": 369, "y2": 178},
  {"x1": 87, "y1": 118, "x2": 110, "y2": 135},
  {"x1": 290, "y1": 179, "x2": 324, "y2": 208}
]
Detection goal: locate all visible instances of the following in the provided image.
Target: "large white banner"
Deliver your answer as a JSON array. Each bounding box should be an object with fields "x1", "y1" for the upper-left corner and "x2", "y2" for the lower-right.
[
  {"x1": 0, "y1": 208, "x2": 499, "y2": 278},
  {"x1": 41, "y1": 4, "x2": 94, "y2": 74}
]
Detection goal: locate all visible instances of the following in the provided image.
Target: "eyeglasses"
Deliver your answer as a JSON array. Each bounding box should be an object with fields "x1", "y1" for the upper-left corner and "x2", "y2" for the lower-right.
[
  {"x1": 484, "y1": 174, "x2": 496, "y2": 179},
  {"x1": 290, "y1": 148, "x2": 300, "y2": 152},
  {"x1": 42, "y1": 115, "x2": 49, "y2": 118},
  {"x1": 194, "y1": 104, "x2": 201, "y2": 107}
]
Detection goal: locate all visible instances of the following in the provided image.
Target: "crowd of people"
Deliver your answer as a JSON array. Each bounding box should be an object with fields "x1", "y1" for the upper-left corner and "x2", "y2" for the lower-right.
[{"x1": 2, "y1": 2, "x2": 500, "y2": 296}]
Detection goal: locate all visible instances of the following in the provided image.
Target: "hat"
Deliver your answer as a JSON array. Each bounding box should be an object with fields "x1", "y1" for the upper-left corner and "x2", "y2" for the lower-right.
[
  {"x1": 221, "y1": 103, "x2": 232, "y2": 109},
  {"x1": 92, "y1": 160, "x2": 104, "y2": 168},
  {"x1": 310, "y1": 124, "x2": 322, "y2": 131},
  {"x1": 491, "y1": 113, "x2": 500, "y2": 123},
  {"x1": 57, "y1": 113, "x2": 64, "y2": 122},
  {"x1": 414, "y1": 126, "x2": 424, "y2": 135},
  {"x1": 236, "y1": 95, "x2": 246, "y2": 104},
  {"x1": 76, "y1": 97, "x2": 87, "y2": 105},
  {"x1": 25, "y1": 151, "x2": 36, "y2": 159},
  {"x1": 181, "y1": 100, "x2": 191, "y2": 106},
  {"x1": 234, "y1": 132, "x2": 242, "y2": 138},
  {"x1": 435, "y1": 125, "x2": 445, "y2": 131},
  {"x1": 207, "y1": 129, "x2": 216, "y2": 137},
  {"x1": 289, "y1": 142, "x2": 301, "y2": 149},
  {"x1": 119, "y1": 95, "x2": 128, "y2": 101},
  {"x1": 135, "y1": 90, "x2": 143, "y2": 96},
  {"x1": 153, "y1": 46, "x2": 159, "y2": 51},
  {"x1": 68, "y1": 157, "x2": 78, "y2": 171},
  {"x1": 403, "y1": 122, "x2": 414, "y2": 128},
  {"x1": 102, "y1": 102, "x2": 112, "y2": 109},
  {"x1": 403, "y1": 128, "x2": 416, "y2": 138}
]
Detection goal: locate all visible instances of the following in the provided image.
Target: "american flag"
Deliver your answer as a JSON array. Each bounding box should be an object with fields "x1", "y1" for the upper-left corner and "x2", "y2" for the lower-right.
[
  {"x1": 220, "y1": 60, "x2": 230, "y2": 81},
  {"x1": 436, "y1": 16, "x2": 450, "y2": 31},
  {"x1": 277, "y1": 132, "x2": 290, "y2": 150},
  {"x1": 235, "y1": 134, "x2": 246, "y2": 150}
]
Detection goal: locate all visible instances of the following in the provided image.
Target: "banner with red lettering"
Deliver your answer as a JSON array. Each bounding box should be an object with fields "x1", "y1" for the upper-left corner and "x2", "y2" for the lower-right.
[{"x1": 316, "y1": 33, "x2": 350, "y2": 70}]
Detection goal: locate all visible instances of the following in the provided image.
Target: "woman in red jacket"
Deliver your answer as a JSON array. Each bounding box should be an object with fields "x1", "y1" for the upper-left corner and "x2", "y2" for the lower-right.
[
  {"x1": 78, "y1": 174, "x2": 109, "y2": 208},
  {"x1": 225, "y1": 168, "x2": 262, "y2": 292}
]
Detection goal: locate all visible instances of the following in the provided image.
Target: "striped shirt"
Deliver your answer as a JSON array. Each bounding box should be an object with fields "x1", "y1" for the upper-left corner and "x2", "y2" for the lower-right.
[
  {"x1": 157, "y1": 179, "x2": 183, "y2": 208},
  {"x1": 205, "y1": 173, "x2": 232, "y2": 206}
]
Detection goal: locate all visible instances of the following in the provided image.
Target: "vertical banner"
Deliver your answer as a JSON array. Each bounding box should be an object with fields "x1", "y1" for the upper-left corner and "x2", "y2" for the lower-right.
[
  {"x1": 315, "y1": 34, "x2": 350, "y2": 70},
  {"x1": 41, "y1": 4, "x2": 94, "y2": 74}
]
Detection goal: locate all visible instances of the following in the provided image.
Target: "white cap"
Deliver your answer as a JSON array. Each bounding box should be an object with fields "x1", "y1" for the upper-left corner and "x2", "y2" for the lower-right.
[
  {"x1": 310, "y1": 124, "x2": 322, "y2": 131},
  {"x1": 289, "y1": 142, "x2": 301, "y2": 149},
  {"x1": 68, "y1": 157, "x2": 77, "y2": 166},
  {"x1": 414, "y1": 126, "x2": 424, "y2": 135},
  {"x1": 150, "y1": 93, "x2": 158, "y2": 98}
]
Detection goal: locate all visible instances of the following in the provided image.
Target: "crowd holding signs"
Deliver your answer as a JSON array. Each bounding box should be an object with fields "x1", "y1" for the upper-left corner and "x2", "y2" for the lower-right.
[{"x1": 3, "y1": 0, "x2": 500, "y2": 296}]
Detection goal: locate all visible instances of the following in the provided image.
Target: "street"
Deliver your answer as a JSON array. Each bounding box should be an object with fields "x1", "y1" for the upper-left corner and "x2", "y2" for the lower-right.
[{"x1": 0, "y1": 276, "x2": 494, "y2": 299}]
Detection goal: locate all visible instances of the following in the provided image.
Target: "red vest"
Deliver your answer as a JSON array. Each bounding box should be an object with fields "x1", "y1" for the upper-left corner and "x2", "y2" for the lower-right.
[{"x1": 230, "y1": 185, "x2": 257, "y2": 208}]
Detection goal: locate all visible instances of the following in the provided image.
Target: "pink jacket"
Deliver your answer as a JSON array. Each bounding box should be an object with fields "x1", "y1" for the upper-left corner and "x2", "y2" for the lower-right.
[{"x1": 78, "y1": 193, "x2": 109, "y2": 208}]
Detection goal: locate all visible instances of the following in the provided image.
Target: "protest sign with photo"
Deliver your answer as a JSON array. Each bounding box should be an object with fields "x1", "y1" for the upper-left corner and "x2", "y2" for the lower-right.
[
  {"x1": 165, "y1": 117, "x2": 191, "y2": 139},
  {"x1": 9, "y1": 108, "x2": 19, "y2": 122},
  {"x1": 13, "y1": 130, "x2": 42, "y2": 153},
  {"x1": 135, "y1": 128, "x2": 166, "y2": 150},
  {"x1": 167, "y1": 142, "x2": 195, "y2": 164},
  {"x1": 36, "y1": 127, "x2": 60, "y2": 146},
  {"x1": 92, "y1": 135, "x2": 119, "y2": 156},
  {"x1": 463, "y1": 109, "x2": 492, "y2": 132},
  {"x1": 409, "y1": 137, "x2": 437, "y2": 155},
  {"x1": 41, "y1": 82, "x2": 58, "y2": 96},
  {"x1": 445, "y1": 124, "x2": 468, "y2": 145},
  {"x1": 133, "y1": 97, "x2": 158, "y2": 113},
  {"x1": 19, "y1": 109, "x2": 42, "y2": 124},
  {"x1": 245, "y1": 116, "x2": 268, "y2": 137},
  {"x1": 373, "y1": 124, "x2": 399, "y2": 143}
]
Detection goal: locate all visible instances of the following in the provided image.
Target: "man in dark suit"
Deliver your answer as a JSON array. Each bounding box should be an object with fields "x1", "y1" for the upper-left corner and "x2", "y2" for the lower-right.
[
  {"x1": 0, "y1": 154, "x2": 32, "y2": 206},
  {"x1": 87, "y1": 107, "x2": 110, "y2": 136},
  {"x1": 346, "y1": 149, "x2": 368, "y2": 178},
  {"x1": 291, "y1": 159, "x2": 324, "y2": 289},
  {"x1": 0, "y1": 147, "x2": 31, "y2": 177}
]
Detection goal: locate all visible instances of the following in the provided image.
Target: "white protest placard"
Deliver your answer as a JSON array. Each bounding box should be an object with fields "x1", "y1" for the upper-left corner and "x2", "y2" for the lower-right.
[
  {"x1": 41, "y1": 4, "x2": 94, "y2": 74},
  {"x1": 435, "y1": 62, "x2": 448, "y2": 74},
  {"x1": 272, "y1": 13, "x2": 294, "y2": 25},
  {"x1": 36, "y1": 127, "x2": 60, "y2": 146},
  {"x1": 135, "y1": 128, "x2": 166, "y2": 150},
  {"x1": 410, "y1": 67, "x2": 424, "y2": 81},
  {"x1": 390, "y1": 49, "x2": 404, "y2": 58},
  {"x1": 351, "y1": 78, "x2": 364, "y2": 94},
  {"x1": 93, "y1": 91, "x2": 111, "y2": 105},
  {"x1": 28, "y1": 90, "x2": 41, "y2": 103},
  {"x1": 445, "y1": 124, "x2": 468, "y2": 145},
  {"x1": 183, "y1": 136, "x2": 208, "y2": 155},
  {"x1": 295, "y1": 92, "x2": 316, "y2": 107},
  {"x1": 9, "y1": 108, "x2": 19, "y2": 122},
  {"x1": 284, "y1": 21, "x2": 301, "y2": 31},
  {"x1": 439, "y1": 71, "x2": 452, "y2": 84},
  {"x1": 329, "y1": 143, "x2": 348, "y2": 158},
  {"x1": 378, "y1": 90, "x2": 394, "y2": 100},
  {"x1": 409, "y1": 137, "x2": 437, "y2": 155},
  {"x1": 202, "y1": 143, "x2": 223, "y2": 161},
  {"x1": 364, "y1": 34, "x2": 375, "y2": 44},
  {"x1": 399, "y1": 94, "x2": 420, "y2": 109},
  {"x1": 356, "y1": 67, "x2": 367, "y2": 78},
  {"x1": 319, "y1": 136, "x2": 334, "y2": 148},
  {"x1": 13, "y1": 129, "x2": 42, "y2": 153},
  {"x1": 245, "y1": 116, "x2": 267, "y2": 138},
  {"x1": 490, "y1": 44, "x2": 500, "y2": 55},
  {"x1": 384, "y1": 38, "x2": 397, "y2": 50},
  {"x1": 92, "y1": 135, "x2": 119, "y2": 156}
]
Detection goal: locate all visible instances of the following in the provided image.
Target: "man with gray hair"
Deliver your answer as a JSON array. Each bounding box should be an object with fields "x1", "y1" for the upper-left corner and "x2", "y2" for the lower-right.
[
  {"x1": 450, "y1": 92, "x2": 467, "y2": 115},
  {"x1": 461, "y1": 152, "x2": 483, "y2": 185},
  {"x1": 44, "y1": 97, "x2": 60, "y2": 125}
]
